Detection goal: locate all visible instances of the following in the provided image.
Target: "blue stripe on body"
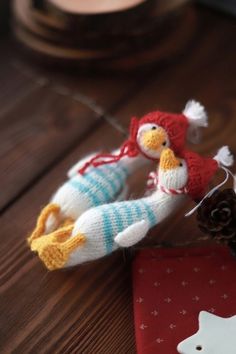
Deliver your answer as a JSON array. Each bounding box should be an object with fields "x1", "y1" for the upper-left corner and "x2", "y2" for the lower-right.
[
  {"x1": 68, "y1": 179, "x2": 102, "y2": 207},
  {"x1": 105, "y1": 163, "x2": 128, "y2": 176},
  {"x1": 133, "y1": 201, "x2": 143, "y2": 220},
  {"x1": 101, "y1": 206, "x2": 114, "y2": 254},
  {"x1": 83, "y1": 173, "x2": 111, "y2": 203},
  {"x1": 101, "y1": 201, "x2": 135, "y2": 254},
  {"x1": 140, "y1": 201, "x2": 157, "y2": 227},
  {"x1": 101, "y1": 199, "x2": 156, "y2": 253},
  {"x1": 104, "y1": 164, "x2": 128, "y2": 187},
  {"x1": 92, "y1": 167, "x2": 118, "y2": 196},
  {"x1": 110, "y1": 205, "x2": 124, "y2": 234},
  {"x1": 119, "y1": 203, "x2": 134, "y2": 228}
]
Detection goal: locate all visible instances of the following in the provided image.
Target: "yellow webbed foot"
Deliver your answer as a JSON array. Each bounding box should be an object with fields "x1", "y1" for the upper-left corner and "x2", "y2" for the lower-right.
[
  {"x1": 28, "y1": 203, "x2": 61, "y2": 246},
  {"x1": 33, "y1": 231, "x2": 86, "y2": 271},
  {"x1": 61, "y1": 217, "x2": 74, "y2": 227},
  {"x1": 30, "y1": 224, "x2": 74, "y2": 252},
  {"x1": 38, "y1": 243, "x2": 70, "y2": 271}
]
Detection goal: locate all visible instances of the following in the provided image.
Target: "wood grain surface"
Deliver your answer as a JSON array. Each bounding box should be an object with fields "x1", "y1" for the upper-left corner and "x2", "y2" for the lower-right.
[{"x1": 0, "y1": 5, "x2": 236, "y2": 354}]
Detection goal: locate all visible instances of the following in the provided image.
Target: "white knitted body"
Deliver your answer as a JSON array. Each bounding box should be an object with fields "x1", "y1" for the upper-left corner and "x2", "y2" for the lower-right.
[
  {"x1": 65, "y1": 190, "x2": 185, "y2": 267},
  {"x1": 46, "y1": 152, "x2": 148, "y2": 232}
]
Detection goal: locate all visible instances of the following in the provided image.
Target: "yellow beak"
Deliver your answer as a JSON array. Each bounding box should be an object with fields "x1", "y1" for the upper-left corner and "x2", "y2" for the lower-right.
[
  {"x1": 141, "y1": 128, "x2": 166, "y2": 151},
  {"x1": 160, "y1": 148, "x2": 180, "y2": 171}
]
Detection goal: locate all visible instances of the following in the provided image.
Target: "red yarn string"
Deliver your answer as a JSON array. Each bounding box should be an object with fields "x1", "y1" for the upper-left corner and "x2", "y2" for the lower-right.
[{"x1": 78, "y1": 140, "x2": 139, "y2": 175}]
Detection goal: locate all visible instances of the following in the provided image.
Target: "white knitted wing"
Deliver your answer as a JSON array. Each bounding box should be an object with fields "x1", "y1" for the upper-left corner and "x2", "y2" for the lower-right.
[{"x1": 114, "y1": 220, "x2": 149, "y2": 247}]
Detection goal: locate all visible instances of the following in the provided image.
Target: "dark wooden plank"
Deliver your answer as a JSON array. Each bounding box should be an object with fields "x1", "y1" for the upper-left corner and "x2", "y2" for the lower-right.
[
  {"x1": 0, "y1": 85, "x2": 98, "y2": 211},
  {"x1": 0, "y1": 1, "x2": 10, "y2": 35},
  {"x1": 0, "y1": 122, "x2": 137, "y2": 354},
  {"x1": 0, "y1": 38, "x2": 142, "y2": 211},
  {"x1": 0, "y1": 40, "x2": 40, "y2": 119}
]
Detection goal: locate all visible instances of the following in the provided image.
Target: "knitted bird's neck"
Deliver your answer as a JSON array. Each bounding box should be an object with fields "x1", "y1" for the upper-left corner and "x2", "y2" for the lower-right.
[
  {"x1": 150, "y1": 188, "x2": 185, "y2": 201},
  {"x1": 147, "y1": 171, "x2": 188, "y2": 196},
  {"x1": 148, "y1": 189, "x2": 186, "y2": 223},
  {"x1": 119, "y1": 152, "x2": 150, "y2": 173}
]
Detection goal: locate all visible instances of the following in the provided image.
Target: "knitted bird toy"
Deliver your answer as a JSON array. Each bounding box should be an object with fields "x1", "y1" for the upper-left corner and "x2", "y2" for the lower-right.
[
  {"x1": 28, "y1": 100, "x2": 208, "y2": 247},
  {"x1": 30, "y1": 145, "x2": 233, "y2": 271}
]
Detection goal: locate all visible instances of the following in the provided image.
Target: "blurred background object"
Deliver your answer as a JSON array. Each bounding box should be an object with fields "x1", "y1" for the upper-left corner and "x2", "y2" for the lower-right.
[
  {"x1": 199, "y1": 0, "x2": 236, "y2": 16},
  {"x1": 11, "y1": 0, "x2": 195, "y2": 71},
  {"x1": 0, "y1": 0, "x2": 11, "y2": 35}
]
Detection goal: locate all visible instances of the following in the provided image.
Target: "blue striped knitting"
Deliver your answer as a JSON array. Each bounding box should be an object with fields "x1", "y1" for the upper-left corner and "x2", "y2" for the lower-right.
[
  {"x1": 66, "y1": 194, "x2": 162, "y2": 268},
  {"x1": 66, "y1": 188, "x2": 182, "y2": 267},
  {"x1": 96, "y1": 199, "x2": 157, "y2": 254},
  {"x1": 67, "y1": 162, "x2": 129, "y2": 207},
  {"x1": 49, "y1": 160, "x2": 130, "y2": 224}
]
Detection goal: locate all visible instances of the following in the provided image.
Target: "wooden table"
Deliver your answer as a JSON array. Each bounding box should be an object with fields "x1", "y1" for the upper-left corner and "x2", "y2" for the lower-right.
[{"x1": 0, "y1": 5, "x2": 236, "y2": 353}]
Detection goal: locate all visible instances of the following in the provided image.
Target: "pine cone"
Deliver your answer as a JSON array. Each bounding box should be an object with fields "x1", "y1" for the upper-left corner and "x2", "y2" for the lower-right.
[{"x1": 197, "y1": 189, "x2": 236, "y2": 252}]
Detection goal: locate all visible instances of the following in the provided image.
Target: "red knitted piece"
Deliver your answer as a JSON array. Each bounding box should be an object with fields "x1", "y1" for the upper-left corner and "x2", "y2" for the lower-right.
[
  {"x1": 137, "y1": 111, "x2": 189, "y2": 154},
  {"x1": 132, "y1": 246, "x2": 236, "y2": 354},
  {"x1": 78, "y1": 117, "x2": 140, "y2": 174},
  {"x1": 78, "y1": 110, "x2": 189, "y2": 175},
  {"x1": 182, "y1": 151, "x2": 218, "y2": 200}
]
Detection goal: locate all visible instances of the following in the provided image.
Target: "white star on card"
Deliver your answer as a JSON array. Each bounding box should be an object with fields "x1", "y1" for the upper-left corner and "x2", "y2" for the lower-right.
[
  {"x1": 193, "y1": 267, "x2": 200, "y2": 273},
  {"x1": 166, "y1": 268, "x2": 173, "y2": 274},
  {"x1": 177, "y1": 311, "x2": 236, "y2": 354},
  {"x1": 151, "y1": 310, "x2": 159, "y2": 316},
  {"x1": 140, "y1": 323, "x2": 147, "y2": 330}
]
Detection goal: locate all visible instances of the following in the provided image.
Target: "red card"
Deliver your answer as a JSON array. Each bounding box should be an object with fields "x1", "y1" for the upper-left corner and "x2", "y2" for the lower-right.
[{"x1": 132, "y1": 246, "x2": 236, "y2": 354}]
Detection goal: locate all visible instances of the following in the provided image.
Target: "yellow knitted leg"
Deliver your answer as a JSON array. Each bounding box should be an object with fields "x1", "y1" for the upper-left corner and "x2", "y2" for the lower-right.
[
  {"x1": 62, "y1": 233, "x2": 86, "y2": 253},
  {"x1": 38, "y1": 232, "x2": 86, "y2": 271},
  {"x1": 28, "y1": 203, "x2": 61, "y2": 245},
  {"x1": 31, "y1": 224, "x2": 74, "y2": 252},
  {"x1": 61, "y1": 217, "x2": 74, "y2": 227}
]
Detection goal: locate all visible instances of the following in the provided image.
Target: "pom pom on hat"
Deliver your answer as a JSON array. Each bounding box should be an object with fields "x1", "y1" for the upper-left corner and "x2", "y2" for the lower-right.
[
  {"x1": 213, "y1": 146, "x2": 234, "y2": 167},
  {"x1": 183, "y1": 100, "x2": 208, "y2": 128}
]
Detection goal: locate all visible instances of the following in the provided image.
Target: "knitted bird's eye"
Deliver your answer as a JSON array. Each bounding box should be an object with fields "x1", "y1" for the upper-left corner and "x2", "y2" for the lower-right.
[
  {"x1": 152, "y1": 126, "x2": 157, "y2": 130},
  {"x1": 179, "y1": 162, "x2": 183, "y2": 167},
  {"x1": 162, "y1": 141, "x2": 167, "y2": 146}
]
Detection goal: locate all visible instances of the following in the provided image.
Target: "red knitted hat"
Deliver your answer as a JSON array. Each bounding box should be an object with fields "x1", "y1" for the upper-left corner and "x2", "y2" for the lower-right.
[
  {"x1": 134, "y1": 111, "x2": 188, "y2": 155},
  {"x1": 133, "y1": 100, "x2": 208, "y2": 156},
  {"x1": 78, "y1": 101, "x2": 207, "y2": 174},
  {"x1": 183, "y1": 147, "x2": 234, "y2": 201}
]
